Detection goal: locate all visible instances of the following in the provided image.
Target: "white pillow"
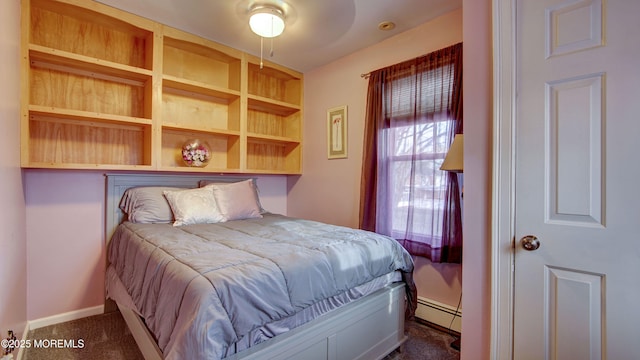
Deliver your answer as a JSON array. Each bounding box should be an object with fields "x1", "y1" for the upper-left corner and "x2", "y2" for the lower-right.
[
  {"x1": 209, "y1": 180, "x2": 263, "y2": 221},
  {"x1": 163, "y1": 187, "x2": 225, "y2": 226},
  {"x1": 198, "y1": 178, "x2": 266, "y2": 213}
]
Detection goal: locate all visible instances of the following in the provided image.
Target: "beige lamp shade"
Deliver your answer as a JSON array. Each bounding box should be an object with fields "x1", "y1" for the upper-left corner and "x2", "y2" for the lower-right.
[{"x1": 440, "y1": 134, "x2": 464, "y2": 173}]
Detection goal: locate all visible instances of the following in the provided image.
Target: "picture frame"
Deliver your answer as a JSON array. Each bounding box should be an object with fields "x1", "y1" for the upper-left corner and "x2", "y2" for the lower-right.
[{"x1": 327, "y1": 105, "x2": 348, "y2": 159}]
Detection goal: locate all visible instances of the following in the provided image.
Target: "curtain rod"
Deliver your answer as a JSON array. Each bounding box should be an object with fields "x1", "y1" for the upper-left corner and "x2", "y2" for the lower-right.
[{"x1": 358, "y1": 42, "x2": 462, "y2": 81}]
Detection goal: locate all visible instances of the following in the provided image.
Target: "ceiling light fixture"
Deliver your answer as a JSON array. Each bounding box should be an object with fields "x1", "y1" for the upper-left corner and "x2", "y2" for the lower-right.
[
  {"x1": 249, "y1": 5, "x2": 285, "y2": 38},
  {"x1": 248, "y1": 5, "x2": 286, "y2": 69}
]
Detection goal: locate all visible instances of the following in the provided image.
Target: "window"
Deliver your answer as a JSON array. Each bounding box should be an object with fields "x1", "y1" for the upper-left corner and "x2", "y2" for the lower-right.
[
  {"x1": 360, "y1": 43, "x2": 462, "y2": 263},
  {"x1": 386, "y1": 119, "x2": 451, "y2": 246}
]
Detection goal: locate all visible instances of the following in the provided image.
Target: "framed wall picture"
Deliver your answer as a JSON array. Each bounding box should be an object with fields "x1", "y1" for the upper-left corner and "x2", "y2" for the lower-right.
[{"x1": 327, "y1": 105, "x2": 347, "y2": 159}]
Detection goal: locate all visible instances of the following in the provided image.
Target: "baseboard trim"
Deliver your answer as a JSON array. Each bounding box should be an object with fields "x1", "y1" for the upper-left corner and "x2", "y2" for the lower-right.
[
  {"x1": 28, "y1": 305, "x2": 104, "y2": 330},
  {"x1": 415, "y1": 296, "x2": 462, "y2": 333}
]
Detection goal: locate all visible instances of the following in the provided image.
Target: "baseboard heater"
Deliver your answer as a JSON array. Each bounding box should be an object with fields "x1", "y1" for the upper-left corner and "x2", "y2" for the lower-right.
[{"x1": 415, "y1": 296, "x2": 462, "y2": 333}]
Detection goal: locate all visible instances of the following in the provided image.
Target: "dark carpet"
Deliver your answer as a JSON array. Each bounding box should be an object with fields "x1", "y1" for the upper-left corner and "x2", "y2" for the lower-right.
[
  {"x1": 383, "y1": 320, "x2": 460, "y2": 360},
  {"x1": 22, "y1": 312, "x2": 460, "y2": 359}
]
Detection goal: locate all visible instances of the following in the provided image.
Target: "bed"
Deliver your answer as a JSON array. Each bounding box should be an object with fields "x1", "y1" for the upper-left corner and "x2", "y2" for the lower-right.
[{"x1": 104, "y1": 173, "x2": 417, "y2": 360}]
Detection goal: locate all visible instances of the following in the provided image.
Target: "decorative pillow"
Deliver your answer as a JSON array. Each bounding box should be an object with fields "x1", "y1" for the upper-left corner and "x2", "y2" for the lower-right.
[
  {"x1": 163, "y1": 187, "x2": 225, "y2": 226},
  {"x1": 119, "y1": 186, "x2": 183, "y2": 223},
  {"x1": 208, "y1": 180, "x2": 263, "y2": 221},
  {"x1": 198, "y1": 178, "x2": 266, "y2": 213}
]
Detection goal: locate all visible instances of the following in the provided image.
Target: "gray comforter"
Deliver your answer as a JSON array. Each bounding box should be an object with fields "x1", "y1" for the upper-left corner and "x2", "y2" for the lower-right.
[{"x1": 108, "y1": 213, "x2": 415, "y2": 359}]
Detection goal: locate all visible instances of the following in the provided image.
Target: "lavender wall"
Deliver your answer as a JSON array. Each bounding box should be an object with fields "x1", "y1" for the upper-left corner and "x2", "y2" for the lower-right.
[
  {"x1": 0, "y1": 0, "x2": 28, "y2": 338},
  {"x1": 288, "y1": 9, "x2": 463, "y2": 308},
  {"x1": 461, "y1": 0, "x2": 492, "y2": 358},
  {"x1": 25, "y1": 171, "x2": 105, "y2": 319}
]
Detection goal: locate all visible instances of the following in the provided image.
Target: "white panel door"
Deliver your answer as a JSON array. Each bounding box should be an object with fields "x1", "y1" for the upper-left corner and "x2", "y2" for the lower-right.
[{"x1": 514, "y1": 0, "x2": 640, "y2": 359}]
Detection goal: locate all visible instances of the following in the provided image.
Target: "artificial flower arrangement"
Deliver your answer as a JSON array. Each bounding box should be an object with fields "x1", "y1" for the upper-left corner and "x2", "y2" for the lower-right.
[{"x1": 181, "y1": 139, "x2": 211, "y2": 167}]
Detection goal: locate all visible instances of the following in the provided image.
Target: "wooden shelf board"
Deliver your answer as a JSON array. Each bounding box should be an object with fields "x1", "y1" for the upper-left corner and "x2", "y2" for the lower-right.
[
  {"x1": 162, "y1": 124, "x2": 240, "y2": 137},
  {"x1": 29, "y1": 105, "x2": 152, "y2": 127},
  {"x1": 23, "y1": 163, "x2": 153, "y2": 170},
  {"x1": 247, "y1": 133, "x2": 300, "y2": 145},
  {"x1": 244, "y1": 168, "x2": 302, "y2": 175},
  {"x1": 163, "y1": 76, "x2": 240, "y2": 102},
  {"x1": 158, "y1": 166, "x2": 242, "y2": 173},
  {"x1": 247, "y1": 60, "x2": 302, "y2": 80},
  {"x1": 30, "y1": 44, "x2": 152, "y2": 84},
  {"x1": 247, "y1": 95, "x2": 300, "y2": 116}
]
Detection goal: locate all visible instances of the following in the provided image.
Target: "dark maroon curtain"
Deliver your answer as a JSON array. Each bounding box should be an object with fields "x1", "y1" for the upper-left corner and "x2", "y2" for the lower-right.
[{"x1": 359, "y1": 43, "x2": 463, "y2": 263}]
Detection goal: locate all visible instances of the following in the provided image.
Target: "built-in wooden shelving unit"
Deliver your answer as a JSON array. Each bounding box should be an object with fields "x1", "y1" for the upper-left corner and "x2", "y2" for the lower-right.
[{"x1": 21, "y1": 0, "x2": 303, "y2": 174}]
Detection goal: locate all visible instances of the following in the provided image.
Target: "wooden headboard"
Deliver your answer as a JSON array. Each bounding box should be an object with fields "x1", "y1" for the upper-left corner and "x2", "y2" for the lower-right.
[{"x1": 104, "y1": 173, "x2": 255, "y2": 243}]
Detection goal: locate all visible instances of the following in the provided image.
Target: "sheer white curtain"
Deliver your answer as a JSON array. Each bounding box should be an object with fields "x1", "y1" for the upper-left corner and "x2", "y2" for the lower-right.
[{"x1": 360, "y1": 43, "x2": 462, "y2": 263}]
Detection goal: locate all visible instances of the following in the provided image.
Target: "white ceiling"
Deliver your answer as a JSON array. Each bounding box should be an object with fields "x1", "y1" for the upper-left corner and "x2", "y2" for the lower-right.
[{"x1": 95, "y1": 0, "x2": 462, "y2": 73}]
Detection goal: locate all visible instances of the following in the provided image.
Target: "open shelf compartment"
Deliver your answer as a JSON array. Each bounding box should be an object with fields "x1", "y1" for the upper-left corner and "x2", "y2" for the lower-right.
[
  {"x1": 162, "y1": 82, "x2": 241, "y2": 134},
  {"x1": 248, "y1": 62, "x2": 302, "y2": 106},
  {"x1": 246, "y1": 137, "x2": 301, "y2": 174},
  {"x1": 29, "y1": 59, "x2": 152, "y2": 119},
  {"x1": 30, "y1": 0, "x2": 153, "y2": 70},
  {"x1": 247, "y1": 108, "x2": 300, "y2": 141},
  {"x1": 161, "y1": 128, "x2": 241, "y2": 172},
  {"x1": 26, "y1": 112, "x2": 152, "y2": 167},
  {"x1": 163, "y1": 36, "x2": 241, "y2": 92}
]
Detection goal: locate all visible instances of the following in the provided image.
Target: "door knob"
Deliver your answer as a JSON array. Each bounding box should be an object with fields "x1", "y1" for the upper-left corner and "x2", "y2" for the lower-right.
[{"x1": 520, "y1": 235, "x2": 540, "y2": 251}]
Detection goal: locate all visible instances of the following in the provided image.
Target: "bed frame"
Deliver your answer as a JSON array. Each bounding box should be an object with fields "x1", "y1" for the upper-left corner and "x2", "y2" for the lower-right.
[{"x1": 104, "y1": 173, "x2": 407, "y2": 360}]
